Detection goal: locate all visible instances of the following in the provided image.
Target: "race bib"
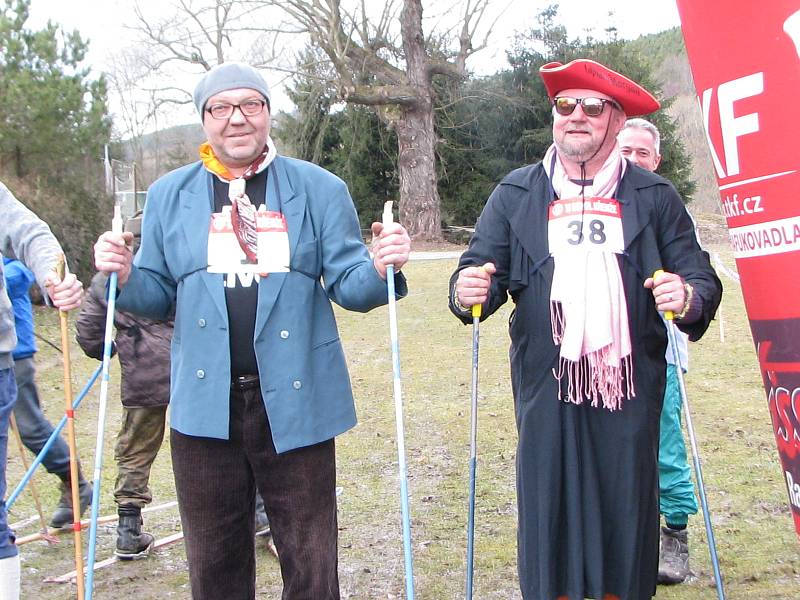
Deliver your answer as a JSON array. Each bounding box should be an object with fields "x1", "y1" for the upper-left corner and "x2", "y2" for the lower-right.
[
  {"x1": 547, "y1": 197, "x2": 624, "y2": 254},
  {"x1": 207, "y1": 205, "x2": 290, "y2": 274}
]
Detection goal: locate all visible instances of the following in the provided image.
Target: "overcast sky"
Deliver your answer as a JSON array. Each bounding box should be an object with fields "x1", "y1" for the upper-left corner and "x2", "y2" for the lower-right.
[{"x1": 26, "y1": 0, "x2": 682, "y2": 129}]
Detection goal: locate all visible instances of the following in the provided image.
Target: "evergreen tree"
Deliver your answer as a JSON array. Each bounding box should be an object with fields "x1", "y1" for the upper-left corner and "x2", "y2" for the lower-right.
[
  {"x1": 436, "y1": 4, "x2": 696, "y2": 227},
  {"x1": 0, "y1": 0, "x2": 112, "y2": 279}
]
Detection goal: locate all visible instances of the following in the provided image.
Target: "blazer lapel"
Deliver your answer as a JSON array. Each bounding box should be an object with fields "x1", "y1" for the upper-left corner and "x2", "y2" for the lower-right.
[
  {"x1": 254, "y1": 158, "x2": 305, "y2": 338},
  {"x1": 180, "y1": 172, "x2": 227, "y2": 320}
]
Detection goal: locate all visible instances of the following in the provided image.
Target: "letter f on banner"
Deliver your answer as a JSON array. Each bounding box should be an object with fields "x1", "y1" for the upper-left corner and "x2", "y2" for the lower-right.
[{"x1": 700, "y1": 73, "x2": 764, "y2": 179}]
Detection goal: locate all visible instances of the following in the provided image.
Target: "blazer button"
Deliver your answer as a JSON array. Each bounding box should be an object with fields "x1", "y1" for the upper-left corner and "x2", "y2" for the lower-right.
[
  {"x1": 292, "y1": 380, "x2": 302, "y2": 390},
  {"x1": 198, "y1": 318, "x2": 207, "y2": 328},
  {"x1": 196, "y1": 369, "x2": 205, "y2": 379},
  {"x1": 280, "y1": 330, "x2": 289, "y2": 339}
]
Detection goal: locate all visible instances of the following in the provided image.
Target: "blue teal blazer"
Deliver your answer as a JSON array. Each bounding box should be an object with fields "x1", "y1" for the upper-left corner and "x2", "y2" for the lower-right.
[{"x1": 117, "y1": 156, "x2": 407, "y2": 453}]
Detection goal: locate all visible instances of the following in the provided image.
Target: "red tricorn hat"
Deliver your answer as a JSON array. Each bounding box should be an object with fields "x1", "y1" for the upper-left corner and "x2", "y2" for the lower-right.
[{"x1": 539, "y1": 59, "x2": 660, "y2": 116}]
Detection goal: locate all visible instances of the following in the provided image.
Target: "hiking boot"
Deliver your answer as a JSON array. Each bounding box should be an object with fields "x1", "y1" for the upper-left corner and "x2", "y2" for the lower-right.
[
  {"x1": 115, "y1": 505, "x2": 154, "y2": 560},
  {"x1": 50, "y1": 466, "x2": 93, "y2": 529},
  {"x1": 658, "y1": 526, "x2": 690, "y2": 584},
  {"x1": 254, "y1": 493, "x2": 270, "y2": 537}
]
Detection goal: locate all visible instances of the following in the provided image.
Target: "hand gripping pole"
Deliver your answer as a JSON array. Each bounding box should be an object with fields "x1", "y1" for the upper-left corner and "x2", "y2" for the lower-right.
[
  {"x1": 86, "y1": 205, "x2": 124, "y2": 598},
  {"x1": 382, "y1": 201, "x2": 415, "y2": 599},
  {"x1": 466, "y1": 298, "x2": 481, "y2": 600},
  {"x1": 654, "y1": 270, "x2": 725, "y2": 600}
]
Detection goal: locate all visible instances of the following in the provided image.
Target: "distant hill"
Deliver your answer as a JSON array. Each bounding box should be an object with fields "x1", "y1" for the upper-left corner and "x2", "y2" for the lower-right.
[{"x1": 116, "y1": 123, "x2": 205, "y2": 189}]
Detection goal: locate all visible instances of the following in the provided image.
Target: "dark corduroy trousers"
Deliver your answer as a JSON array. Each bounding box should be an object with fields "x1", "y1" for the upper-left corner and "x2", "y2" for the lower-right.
[{"x1": 171, "y1": 386, "x2": 340, "y2": 600}]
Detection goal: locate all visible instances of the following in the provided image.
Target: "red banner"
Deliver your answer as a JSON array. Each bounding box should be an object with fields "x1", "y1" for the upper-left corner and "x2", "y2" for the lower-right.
[{"x1": 677, "y1": 0, "x2": 800, "y2": 535}]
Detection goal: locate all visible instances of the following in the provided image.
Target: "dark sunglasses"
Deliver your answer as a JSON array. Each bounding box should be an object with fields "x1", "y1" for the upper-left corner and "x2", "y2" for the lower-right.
[{"x1": 553, "y1": 96, "x2": 620, "y2": 117}]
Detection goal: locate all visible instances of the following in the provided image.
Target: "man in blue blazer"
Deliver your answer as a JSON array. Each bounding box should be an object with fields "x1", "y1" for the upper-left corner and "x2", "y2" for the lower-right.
[{"x1": 94, "y1": 62, "x2": 411, "y2": 600}]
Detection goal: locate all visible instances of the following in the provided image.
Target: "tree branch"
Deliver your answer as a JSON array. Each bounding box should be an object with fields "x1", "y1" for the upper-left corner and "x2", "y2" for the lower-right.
[{"x1": 341, "y1": 83, "x2": 419, "y2": 107}]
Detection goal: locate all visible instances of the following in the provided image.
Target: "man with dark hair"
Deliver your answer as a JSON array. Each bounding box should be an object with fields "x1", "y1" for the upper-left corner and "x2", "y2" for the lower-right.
[
  {"x1": 94, "y1": 62, "x2": 410, "y2": 599},
  {"x1": 449, "y1": 59, "x2": 721, "y2": 599}
]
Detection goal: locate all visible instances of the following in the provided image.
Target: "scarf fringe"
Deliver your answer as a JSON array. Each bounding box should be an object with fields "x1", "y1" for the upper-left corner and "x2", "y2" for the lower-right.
[
  {"x1": 551, "y1": 300, "x2": 635, "y2": 411},
  {"x1": 551, "y1": 350, "x2": 635, "y2": 410}
]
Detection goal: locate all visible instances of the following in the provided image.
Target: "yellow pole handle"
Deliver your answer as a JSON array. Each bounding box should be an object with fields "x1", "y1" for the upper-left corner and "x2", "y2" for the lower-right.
[
  {"x1": 653, "y1": 269, "x2": 674, "y2": 320},
  {"x1": 472, "y1": 265, "x2": 487, "y2": 319}
]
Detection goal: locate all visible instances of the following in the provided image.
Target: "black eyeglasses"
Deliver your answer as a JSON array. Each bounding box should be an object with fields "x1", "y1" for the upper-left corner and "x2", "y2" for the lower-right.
[
  {"x1": 205, "y1": 99, "x2": 267, "y2": 120},
  {"x1": 553, "y1": 96, "x2": 620, "y2": 117}
]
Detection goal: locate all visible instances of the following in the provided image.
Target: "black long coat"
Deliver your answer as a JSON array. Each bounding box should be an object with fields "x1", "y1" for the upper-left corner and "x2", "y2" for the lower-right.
[{"x1": 450, "y1": 162, "x2": 722, "y2": 600}]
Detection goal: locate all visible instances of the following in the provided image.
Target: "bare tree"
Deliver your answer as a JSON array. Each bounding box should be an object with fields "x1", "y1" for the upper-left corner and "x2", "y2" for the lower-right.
[
  {"x1": 116, "y1": 0, "x2": 282, "y2": 183},
  {"x1": 105, "y1": 47, "x2": 165, "y2": 185},
  {"x1": 263, "y1": 0, "x2": 504, "y2": 239},
  {"x1": 132, "y1": 0, "x2": 282, "y2": 75},
  {"x1": 130, "y1": 0, "x2": 506, "y2": 239}
]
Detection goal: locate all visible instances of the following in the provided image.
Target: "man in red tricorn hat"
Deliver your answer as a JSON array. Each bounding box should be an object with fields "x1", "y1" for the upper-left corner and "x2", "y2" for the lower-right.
[{"x1": 449, "y1": 59, "x2": 722, "y2": 599}]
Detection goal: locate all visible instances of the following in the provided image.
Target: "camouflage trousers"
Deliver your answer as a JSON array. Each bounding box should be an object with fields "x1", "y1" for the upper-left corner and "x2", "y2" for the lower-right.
[{"x1": 114, "y1": 405, "x2": 168, "y2": 508}]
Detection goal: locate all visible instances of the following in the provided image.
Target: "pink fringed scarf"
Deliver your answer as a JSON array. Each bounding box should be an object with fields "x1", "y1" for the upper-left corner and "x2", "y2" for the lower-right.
[{"x1": 544, "y1": 144, "x2": 634, "y2": 410}]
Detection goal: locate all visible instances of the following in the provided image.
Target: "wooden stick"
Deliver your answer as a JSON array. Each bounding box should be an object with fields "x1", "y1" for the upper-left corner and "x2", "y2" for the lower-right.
[
  {"x1": 15, "y1": 501, "x2": 178, "y2": 546},
  {"x1": 56, "y1": 254, "x2": 85, "y2": 599},
  {"x1": 8, "y1": 514, "x2": 40, "y2": 531},
  {"x1": 8, "y1": 414, "x2": 58, "y2": 544},
  {"x1": 45, "y1": 532, "x2": 185, "y2": 584}
]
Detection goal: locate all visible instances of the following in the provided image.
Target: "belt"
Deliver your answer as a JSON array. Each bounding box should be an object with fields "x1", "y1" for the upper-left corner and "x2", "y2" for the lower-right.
[{"x1": 231, "y1": 374, "x2": 260, "y2": 390}]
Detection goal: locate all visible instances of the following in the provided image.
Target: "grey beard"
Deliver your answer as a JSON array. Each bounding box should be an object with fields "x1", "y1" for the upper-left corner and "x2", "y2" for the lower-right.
[{"x1": 554, "y1": 138, "x2": 599, "y2": 163}]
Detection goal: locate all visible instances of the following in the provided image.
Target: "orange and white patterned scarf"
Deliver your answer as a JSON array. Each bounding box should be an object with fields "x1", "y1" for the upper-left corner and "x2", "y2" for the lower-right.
[
  {"x1": 198, "y1": 136, "x2": 277, "y2": 182},
  {"x1": 199, "y1": 137, "x2": 278, "y2": 263}
]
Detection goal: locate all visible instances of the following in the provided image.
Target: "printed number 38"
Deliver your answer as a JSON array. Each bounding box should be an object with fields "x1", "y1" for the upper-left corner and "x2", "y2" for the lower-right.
[{"x1": 567, "y1": 219, "x2": 606, "y2": 245}]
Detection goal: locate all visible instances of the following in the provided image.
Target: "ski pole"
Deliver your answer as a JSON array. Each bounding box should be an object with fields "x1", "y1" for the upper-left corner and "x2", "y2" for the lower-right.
[
  {"x1": 7, "y1": 364, "x2": 101, "y2": 510},
  {"x1": 654, "y1": 270, "x2": 725, "y2": 600},
  {"x1": 382, "y1": 201, "x2": 415, "y2": 599},
  {"x1": 55, "y1": 255, "x2": 85, "y2": 599},
  {"x1": 86, "y1": 204, "x2": 123, "y2": 599},
  {"x1": 8, "y1": 413, "x2": 57, "y2": 544},
  {"x1": 466, "y1": 298, "x2": 481, "y2": 600}
]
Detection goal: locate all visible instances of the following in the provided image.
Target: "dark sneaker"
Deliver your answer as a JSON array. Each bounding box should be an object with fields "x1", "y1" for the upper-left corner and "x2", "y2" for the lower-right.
[{"x1": 658, "y1": 526, "x2": 690, "y2": 584}]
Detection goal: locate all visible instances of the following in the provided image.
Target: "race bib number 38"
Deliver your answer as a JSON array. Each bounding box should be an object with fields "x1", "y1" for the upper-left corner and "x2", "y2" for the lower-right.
[{"x1": 548, "y1": 197, "x2": 624, "y2": 254}]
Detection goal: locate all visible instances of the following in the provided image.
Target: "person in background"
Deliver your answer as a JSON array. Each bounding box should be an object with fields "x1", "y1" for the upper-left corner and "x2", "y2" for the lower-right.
[
  {"x1": 93, "y1": 62, "x2": 410, "y2": 599},
  {"x1": 449, "y1": 59, "x2": 721, "y2": 599},
  {"x1": 75, "y1": 264, "x2": 171, "y2": 560},
  {"x1": 619, "y1": 118, "x2": 699, "y2": 585},
  {"x1": 0, "y1": 180, "x2": 84, "y2": 600},
  {"x1": 4, "y1": 258, "x2": 92, "y2": 530}
]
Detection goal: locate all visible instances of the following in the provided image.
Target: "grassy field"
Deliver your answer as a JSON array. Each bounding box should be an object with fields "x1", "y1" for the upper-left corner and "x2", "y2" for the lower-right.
[{"x1": 6, "y1": 224, "x2": 800, "y2": 599}]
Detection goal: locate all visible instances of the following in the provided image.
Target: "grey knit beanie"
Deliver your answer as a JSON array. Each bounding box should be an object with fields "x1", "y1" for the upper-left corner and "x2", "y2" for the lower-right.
[{"x1": 193, "y1": 62, "x2": 271, "y2": 117}]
